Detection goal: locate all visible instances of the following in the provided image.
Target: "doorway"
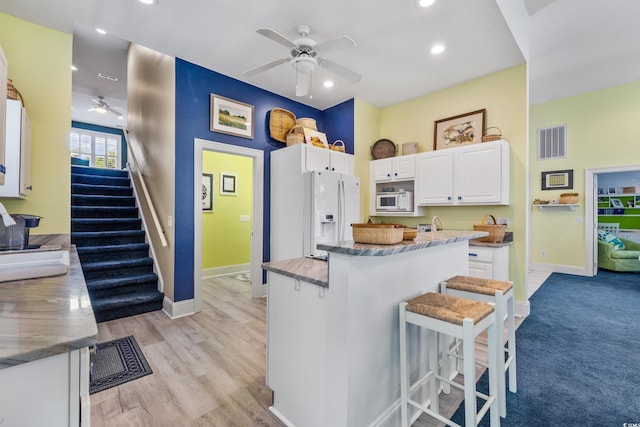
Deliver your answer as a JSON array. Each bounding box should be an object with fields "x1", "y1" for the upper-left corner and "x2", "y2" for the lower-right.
[
  {"x1": 585, "y1": 165, "x2": 640, "y2": 276},
  {"x1": 193, "y1": 139, "x2": 265, "y2": 312}
]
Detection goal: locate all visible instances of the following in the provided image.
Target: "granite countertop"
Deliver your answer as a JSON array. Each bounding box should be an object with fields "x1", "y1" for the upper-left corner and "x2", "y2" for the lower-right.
[
  {"x1": 0, "y1": 244, "x2": 98, "y2": 369},
  {"x1": 317, "y1": 229, "x2": 488, "y2": 256},
  {"x1": 263, "y1": 229, "x2": 487, "y2": 287},
  {"x1": 262, "y1": 257, "x2": 329, "y2": 287}
]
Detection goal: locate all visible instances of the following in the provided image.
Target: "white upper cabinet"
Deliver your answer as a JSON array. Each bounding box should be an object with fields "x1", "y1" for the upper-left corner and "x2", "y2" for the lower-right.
[
  {"x1": 0, "y1": 99, "x2": 31, "y2": 198},
  {"x1": 0, "y1": 46, "x2": 8, "y2": 186},
  {"x1": 371, "y1": 156, "x2": 416, "y2": 182},
  {"x1": 305, "y1": 144, "x2": 354, "y2": 175},
  {"x1": 416, "y1": 140, "x2": 510, "y2": 206}
]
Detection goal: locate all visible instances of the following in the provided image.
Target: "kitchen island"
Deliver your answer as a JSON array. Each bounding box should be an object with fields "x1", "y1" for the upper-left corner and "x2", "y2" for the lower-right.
[
  {"x1": 263, "y1": 230, "x2": 487, "y2": 427},
  {"x1": 0, "y1": 240, "x2": 97, "y2": 427}
]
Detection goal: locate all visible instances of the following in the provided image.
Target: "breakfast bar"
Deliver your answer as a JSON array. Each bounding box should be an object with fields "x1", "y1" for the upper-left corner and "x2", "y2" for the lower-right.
[{"x1": 263, "y1": 229, "x2": 487, "y2": 427}]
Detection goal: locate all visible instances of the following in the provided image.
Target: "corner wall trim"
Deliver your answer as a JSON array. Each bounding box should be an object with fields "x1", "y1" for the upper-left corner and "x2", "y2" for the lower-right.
[{"x1": 162, "y1": 296, "x2": 196, "y2": 319}]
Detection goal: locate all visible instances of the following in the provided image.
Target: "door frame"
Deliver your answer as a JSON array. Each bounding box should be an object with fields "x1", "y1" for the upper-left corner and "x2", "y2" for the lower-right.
[
  {"x1": 585, "y1": 164, "x2": 640, "y2": 276},
  {"x1": 193, "y1": 138, "x2": 265, "y2": 311}
]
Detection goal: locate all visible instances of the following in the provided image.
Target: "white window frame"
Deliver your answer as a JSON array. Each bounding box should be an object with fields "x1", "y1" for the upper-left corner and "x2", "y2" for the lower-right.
[{"x1": 69, "y1": 128, "x2": 122, "y2": 169}]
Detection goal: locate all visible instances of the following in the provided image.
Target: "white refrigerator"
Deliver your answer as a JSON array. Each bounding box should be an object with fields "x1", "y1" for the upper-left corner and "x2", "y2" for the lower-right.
[{"x1": 303, "y1": 171, "x2": 360, "y2": 259}]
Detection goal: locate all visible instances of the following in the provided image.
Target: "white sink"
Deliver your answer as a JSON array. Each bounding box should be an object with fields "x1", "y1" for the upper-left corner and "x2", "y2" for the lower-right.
[{"x1": 0, "y1": 250, "x2": 70, "y2": 282}]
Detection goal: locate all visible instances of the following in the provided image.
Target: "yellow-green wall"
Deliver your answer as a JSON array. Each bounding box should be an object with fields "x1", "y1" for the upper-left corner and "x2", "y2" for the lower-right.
[
  {"x1": 0, "y1": 13, "x2": 72, "y2": 235},
  {"x1": 355, "y1": 64, "x2": 528, "y2": 301},
  {"x1": 529, "y1": 80, "x2": 640, "y2": 269},
  {"x1": 202, "y1": 151, "x2": 252, "y2": 269}
]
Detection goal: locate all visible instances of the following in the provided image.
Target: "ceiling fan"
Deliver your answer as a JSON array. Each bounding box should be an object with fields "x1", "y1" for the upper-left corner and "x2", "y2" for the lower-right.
[
  {"x1": 244, "y1": 24, "x2": 361, "y2": 97},
  {"x1": 88, "y1": 96, "x2": 123, "y2": 118}
]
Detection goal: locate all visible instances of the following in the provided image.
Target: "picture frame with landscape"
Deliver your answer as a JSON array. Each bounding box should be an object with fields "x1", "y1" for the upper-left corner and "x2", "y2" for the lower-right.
[
  {"x1": 433, "y1": 108, "x2": 486, "y2": 150},
  {"x1": 210, "y1": 94, "x2": 254, "y2": 139}
]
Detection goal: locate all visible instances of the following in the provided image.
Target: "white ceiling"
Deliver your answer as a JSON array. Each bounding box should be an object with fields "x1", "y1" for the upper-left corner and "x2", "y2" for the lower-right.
[{"x1": 1, "y1": 0, "x2": 639, "y2": 130}]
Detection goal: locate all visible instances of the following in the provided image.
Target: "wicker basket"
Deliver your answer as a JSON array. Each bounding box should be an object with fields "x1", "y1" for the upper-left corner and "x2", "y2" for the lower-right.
[
  {"x1": 482, "y1": 127, "x2": 502, "y2": 142},
  {"x1": 6, "y1": 79, "x2": 24, "y2": 107},
  {"x1": 286, "y1": 125, "x2": 305, "y2": 146},
  {"x1": 330, "y1": 140, "x2": 345, "y2": 152},
  {"x1": 269, "y1": 108, "x2": 296, "y2": 143},
  {"x1": 352, "y1": 223, "x2": 404, "y2": 245},
  {"x1": 371, "y1": 139, "x2": 397, "y2": 159},
  {"x1": 559, "y1": 192, "x2": 579, "y2": 204},
  {"x1": 296, "y1": 117, "x2": 317, "y2": 130},
  {"x1": 473, "y1": 214, "x2": 506, "y2": 243},
  {"x1": 403, "y1": 228, "x2": 418, "y2": 240}
]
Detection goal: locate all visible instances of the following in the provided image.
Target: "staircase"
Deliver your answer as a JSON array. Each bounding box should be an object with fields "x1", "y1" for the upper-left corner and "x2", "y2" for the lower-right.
[{"x1": 71, "y1": 165, "x2": 164, "y2": 322}]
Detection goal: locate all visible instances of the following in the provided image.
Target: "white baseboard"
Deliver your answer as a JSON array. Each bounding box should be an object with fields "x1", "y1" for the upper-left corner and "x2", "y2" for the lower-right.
[
  {"x1": 530, "y1": 262, "x2": 589, "y2": 276},
  {"x1": 515, "y1": 300, "x2": 530, "y2": 318},
  {"x1": 202, "y1": 263, "x2": 250, "y2": 278},
  {"x1": 162, "y1": 296, "x2": 196, "y2": 319},
  {"x1": 268, "y1": 407, "x2": 295, "y2": 427}
]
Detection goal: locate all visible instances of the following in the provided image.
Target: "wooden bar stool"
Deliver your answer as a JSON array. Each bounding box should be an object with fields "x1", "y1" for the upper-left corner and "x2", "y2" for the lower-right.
[
  {"x1": 441, "y1": 275, "x2": 517, "y2": 418},
  {"x1": 399, "y1": 292, "x2": 500, "y2": 427}
]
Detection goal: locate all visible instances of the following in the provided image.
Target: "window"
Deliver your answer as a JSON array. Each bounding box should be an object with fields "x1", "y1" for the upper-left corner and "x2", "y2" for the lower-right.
[{"x1": 70, "y1": 128, "x2": 121, "y2": 169}]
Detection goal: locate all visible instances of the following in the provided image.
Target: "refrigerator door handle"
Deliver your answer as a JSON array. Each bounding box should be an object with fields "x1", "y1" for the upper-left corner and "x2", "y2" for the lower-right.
[{"x1": 338, "y1": 179, "x2": 345, "y2": 241}]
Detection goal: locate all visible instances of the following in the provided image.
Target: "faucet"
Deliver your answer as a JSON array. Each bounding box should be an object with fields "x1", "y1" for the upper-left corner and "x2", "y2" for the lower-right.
[{"x1": 431, "y1": 216, "x2": 444, "y2": 238}]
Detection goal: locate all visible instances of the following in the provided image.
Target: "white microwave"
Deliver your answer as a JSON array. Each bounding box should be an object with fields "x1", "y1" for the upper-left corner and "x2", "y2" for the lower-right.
[{"x1": 376, "y1": 191, "x2": 413, "y2": 212}]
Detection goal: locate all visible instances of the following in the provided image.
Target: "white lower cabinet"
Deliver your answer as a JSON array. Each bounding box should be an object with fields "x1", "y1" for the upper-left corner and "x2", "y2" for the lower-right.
[
  {"x1": 468, "y1": 245, "x2": 509, "y2": 281},
  {"x1": 0, "y1": 347, "x2": 90, "y2": 427}
]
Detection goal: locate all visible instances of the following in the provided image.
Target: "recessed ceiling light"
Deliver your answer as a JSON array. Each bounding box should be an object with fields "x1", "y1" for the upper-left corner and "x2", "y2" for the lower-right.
[
  {"x1": 323, "y1": 80, "x2": 334, "y2": 88},
  {"x1": 98, "y1": 73, "x2": 119, "y2": 82},
  {"x1": 417, "y1": 0, "x2": 435, "y2": 8},
  {"x1": 430, "y1": 44, "x2": 445, "y2": 55},
  {"x1": 71, "y1": 65, "x2": 78, "y2": 71},
  {"x1": 95, "y1": 28, "x2": 107, "y2": 35}
]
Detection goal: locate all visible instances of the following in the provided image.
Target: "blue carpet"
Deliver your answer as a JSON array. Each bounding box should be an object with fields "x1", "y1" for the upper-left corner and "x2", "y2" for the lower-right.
[{"x1": 451, "y1": 270, "x2": 640, "y2": 426}]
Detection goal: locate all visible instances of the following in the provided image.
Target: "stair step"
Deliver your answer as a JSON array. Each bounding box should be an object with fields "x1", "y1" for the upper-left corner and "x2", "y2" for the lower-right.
[
  {"x1": 91, "y1": 290, "x2": 164, "y2": 323},
  {"x1": 72, "y1": 183, "x2": 132, "y2": 197},
  {"x1": 72, "y1": 230, "x2": 146, "y2": 246},
  {"x1": 72, "y1": 173, "x2": 131, "y2": 187},
  {"x1": 71, "y1": 218, "x2": 142, "y2": 232},
  {"x1": 86, "y1": 273, "x2": 158, "y2": 299},
  {"x1": 81, "y1": 257, "x2": 154, "y2": 280},
  {"x1": 77, "y1": 243, "x2": 150, "y2": 263},
  {"x1": 72, "y1": 206, "x2": 139, "y2": 219},
  {"x1": 71, "y1": 165, "x2": 128, "y2": 178},
  {"x1": 71, "y1": 194, "x2": 136, "y2": 207}
]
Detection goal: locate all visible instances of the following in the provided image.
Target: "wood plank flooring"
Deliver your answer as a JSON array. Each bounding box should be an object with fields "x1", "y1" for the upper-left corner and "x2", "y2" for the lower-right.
[{"x1": 92, "y1": 273, "x2": 534, "y2": 426}]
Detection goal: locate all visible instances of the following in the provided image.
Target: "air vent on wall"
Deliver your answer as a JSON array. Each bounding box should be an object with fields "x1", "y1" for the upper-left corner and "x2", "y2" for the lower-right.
[{"x1": 538, "y1": 125, "x2": 566, "y2": 160}]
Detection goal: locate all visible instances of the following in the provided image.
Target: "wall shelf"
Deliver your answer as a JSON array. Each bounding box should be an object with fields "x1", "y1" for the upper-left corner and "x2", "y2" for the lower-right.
[{"x1": 533, "y1": 204, "x2": 579, "y2": 211}]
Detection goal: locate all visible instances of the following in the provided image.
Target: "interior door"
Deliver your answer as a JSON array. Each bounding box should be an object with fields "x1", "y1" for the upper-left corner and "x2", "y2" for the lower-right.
[{"x1": 592, "y1": 174, "x2": 599, "y2": 275}]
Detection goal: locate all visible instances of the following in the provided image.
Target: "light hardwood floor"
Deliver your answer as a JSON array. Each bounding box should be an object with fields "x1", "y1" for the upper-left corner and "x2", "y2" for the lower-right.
[{"x1": 92, "y1": 272, "x2": 543, "y2": 426}]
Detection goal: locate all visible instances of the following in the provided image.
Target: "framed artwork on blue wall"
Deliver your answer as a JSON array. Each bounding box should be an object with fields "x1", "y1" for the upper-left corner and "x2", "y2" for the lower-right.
[{"x1": 210, "y1": 94, "x2": 254, "y2": 139}]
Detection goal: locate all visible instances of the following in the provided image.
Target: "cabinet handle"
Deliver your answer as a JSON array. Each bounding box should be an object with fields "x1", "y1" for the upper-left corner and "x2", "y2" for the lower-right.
[
  {"x1": 394, "y1": 172, "x2": 398, "y2": 176},
  {"x1": 26, "y1": 185, "x2": 33, "y2": 191},
  {"x1": 387, "y1": 173, "x2": 391, "y2": 177},
  {"x1": 325, "y1": 166, "x2": 329, "y2": 170},
  {"x1": 331, "y1": 167, "x2": 335, "y2": 171},
  {"x1": 469, "y1": 253, "x2": 478, "y2": 257},
  {"x1": 0, "y1": 164, "x2": 5, "y2": 174},
  {"x1": 447, "y1": 196, "x2": 451, "y2": 200},
  {"x1": 457, "y1": 196, "x2": 462, "y2": 200}
]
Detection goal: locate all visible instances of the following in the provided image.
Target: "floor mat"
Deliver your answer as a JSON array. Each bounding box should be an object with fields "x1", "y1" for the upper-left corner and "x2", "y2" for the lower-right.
[{"x1": 90, "y1": 335, "x2": 152, "y2": 394}]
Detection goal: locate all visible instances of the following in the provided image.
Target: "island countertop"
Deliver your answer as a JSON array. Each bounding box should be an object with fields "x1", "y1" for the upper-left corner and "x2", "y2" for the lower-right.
[
  {"x1": 0, "y1": 245, "x2": 98, "y2": 369},
  {"x1": 317, "y1": 229, "x2": 488, "y2": 256},
  {"x1": 262, "y1": 230, "x2": 487, "y2": 288}
]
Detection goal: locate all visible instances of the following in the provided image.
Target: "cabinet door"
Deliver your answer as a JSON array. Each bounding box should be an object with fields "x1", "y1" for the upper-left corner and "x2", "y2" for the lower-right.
[
  {"x1": 394, "y1": 156, "x2": 416, "y2": 179},
  {"x1": 455, "y1": 143, "x2": 505, "y2": 204},
  {"x1": 330, "y1": 150, "x2": 354, "y2": 175},
  {"x1": 415, "y1": 151, "x2": 454, "y2": 205},
  {"x1": 0, "y1": 46, "x2": 7, "y2": 186},
  {"x1": 19, "y1": 107, "x2": 31, "y2": 195},
  {"x1": 371, "y1": 158, "x2": 393, "y2": 181},
  {"x1": 305, "y1": 145, "x2": 332, "y2": 172}
]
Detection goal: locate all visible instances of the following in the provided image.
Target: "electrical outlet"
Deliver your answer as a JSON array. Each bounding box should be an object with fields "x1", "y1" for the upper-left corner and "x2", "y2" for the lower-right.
[
  {"x1": 167, "y1": 215, "x2": 173, "y2": 227},
  {"x1": 497, "y1": 217, "x2": 510, "y2": 227}
]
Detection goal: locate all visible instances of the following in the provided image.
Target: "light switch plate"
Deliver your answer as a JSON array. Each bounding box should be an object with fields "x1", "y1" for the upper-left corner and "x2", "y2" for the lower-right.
[{"x1": 240, "y1": 215, "x2": 250, "y2": 222}]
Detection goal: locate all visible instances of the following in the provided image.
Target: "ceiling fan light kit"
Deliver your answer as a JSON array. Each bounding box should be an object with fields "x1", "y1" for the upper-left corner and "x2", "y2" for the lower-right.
[{"x1": 244, "y1": 24, "x2": 361, "y2": 98}]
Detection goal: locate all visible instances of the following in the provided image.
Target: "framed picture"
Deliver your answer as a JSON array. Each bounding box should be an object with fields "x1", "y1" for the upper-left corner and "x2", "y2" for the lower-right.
[
  {"x1": 303, "y1": 128, "x2": 329, "y2": 149},
  {"x1": 220, "y1": 173, "x2": 237, "y2": 195},
  {"x1": 635, "y1": 196, "x2": 640, "y2": 207},
  {"x1": 610, "y1": 198, "x2": 624, "y2": 208},
  {"x1": 434, "y1": 108, "x2": 486, "y2": 150},
  {"x1": 210, "y1": 94, "x2": 254, "y2": 139},
  {"x1": 202, "y1": 173, "x2": 213, "y2": 211},
  {"x1": 607, "y1": 187, "x2": 616, "y2": 194},
  {"x1": 541, "y1": 169, "x2": 573, "y2": 190}
]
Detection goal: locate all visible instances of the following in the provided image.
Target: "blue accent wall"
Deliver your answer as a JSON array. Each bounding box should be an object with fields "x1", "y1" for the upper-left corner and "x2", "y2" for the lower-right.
[
  {"x1": 173, "y1": 58, "x2": 354, "y2": 301},
  {"x1": 71, "y1": 121, "x2": 127, "y2": 168}
]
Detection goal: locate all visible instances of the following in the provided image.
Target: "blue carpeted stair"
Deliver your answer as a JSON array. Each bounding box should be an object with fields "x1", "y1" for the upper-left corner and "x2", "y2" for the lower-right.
[{"x1": 71, "y1": 165, "x2": 164, "y2": 322}]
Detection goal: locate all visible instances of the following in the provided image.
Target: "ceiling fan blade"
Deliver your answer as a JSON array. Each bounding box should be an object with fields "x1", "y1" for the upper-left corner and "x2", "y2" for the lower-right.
[
  {"x1": 318, "y1": 58, "x2": 361, "y2": 83},
  {"x1": 244, "y1": 58, "x2": 290, "y2": 77},
  {"x1": 315, "y1": 36, "x2": 357, "y2": 53},
  {"x1": 295, "y1": 70, "x2": 311, "y2": 97},
  {"x1": 257, "y1": 28, "x2": 298, "y2": 50}
]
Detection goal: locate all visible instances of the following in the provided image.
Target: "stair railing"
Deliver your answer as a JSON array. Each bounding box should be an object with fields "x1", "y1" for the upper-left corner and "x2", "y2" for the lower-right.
[{"x1": 123, "y1": 129, "x2": 168, "y2": 247}]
